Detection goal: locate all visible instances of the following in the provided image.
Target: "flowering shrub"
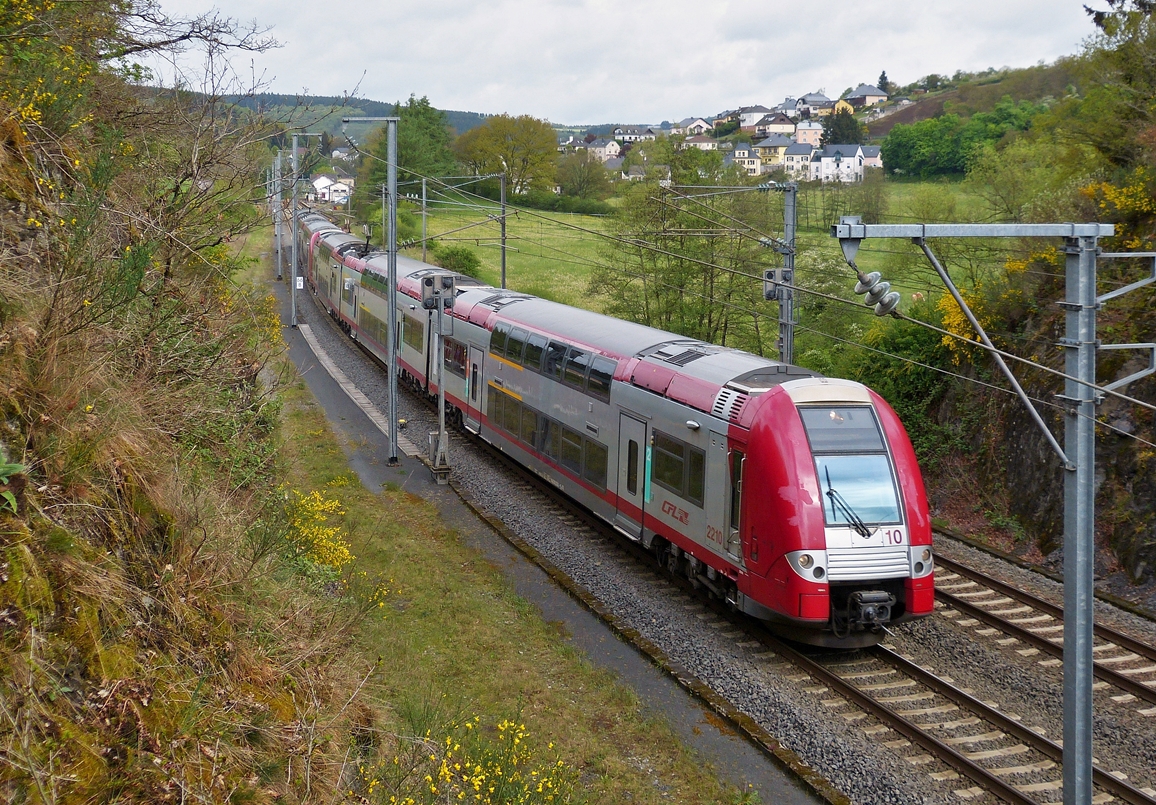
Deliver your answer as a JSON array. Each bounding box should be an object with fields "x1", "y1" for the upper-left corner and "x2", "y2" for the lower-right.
[
  {"x1": 287, "y1": 488, "x2": 352, "y2": 570},
  {"x1": 357, "y1": 716, "x2": 575, "y2": 804}
]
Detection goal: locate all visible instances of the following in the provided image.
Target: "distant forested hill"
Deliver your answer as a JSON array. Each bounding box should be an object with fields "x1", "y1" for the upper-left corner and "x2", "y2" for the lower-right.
[{"x1": 227, "y1": 93, "x2": 489, "y2": 135}]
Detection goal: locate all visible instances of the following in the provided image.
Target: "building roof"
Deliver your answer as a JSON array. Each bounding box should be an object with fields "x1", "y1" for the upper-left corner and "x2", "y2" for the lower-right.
[
  {"x1": 755, "y1": 134, "x2": 794, "y2": 147},
  {"x1": 739, "y1": 105, "x2": 772, "y2": 114},
  {"x1": 800, "y1": 92, "x2": 831, "y2": 104},
  {"x1": 785, "y1": 142, "x2": 815, "y2": 155},
  {"x1": 795, "y1": 120, "x2": 824, "y2": 130},
  {"x1": 861, "y1": 145, "x2": 881, "y2": 158},
  {"x1": 604, "y1": 157, "x2": 624, "y2": 170},
  {"x1": 756, "y1": 112, "x2": 795, "y2": 127},
  {"x1": 847, "y1": 83, "x2": 887, "y2": 99},
  {"x1": 686, "y1": 135, "x2": 717, "y2": 143},
  {"x1": 816, "y1": 144, "x2": 863, "y2": 159}
]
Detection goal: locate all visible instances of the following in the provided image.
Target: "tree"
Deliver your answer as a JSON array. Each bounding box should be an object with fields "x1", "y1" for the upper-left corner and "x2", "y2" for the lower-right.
[
  {"x1": 590, "y1": 181, "x2": 779, "y2": 354},
  {"x1": 452, "y1": 114, "x2": 557, "y2": 193},
  {"x1": 821, "y1": 108, "x2": 863, "y2": 145},
  {"x1": 360, "y1": 95, "x2": 456, "y2": 188},
  {"x1": 878, "y1": 70, "x2": 892, "y2": 94},
  {"x1": 557, "y1": 149, "x2": 611, "y2": 199}
]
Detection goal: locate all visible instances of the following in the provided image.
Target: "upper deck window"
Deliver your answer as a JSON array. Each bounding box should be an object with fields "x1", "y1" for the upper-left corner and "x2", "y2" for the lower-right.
[{"x1": 798, "y1": 407, "x2": 885, "y2": 453}]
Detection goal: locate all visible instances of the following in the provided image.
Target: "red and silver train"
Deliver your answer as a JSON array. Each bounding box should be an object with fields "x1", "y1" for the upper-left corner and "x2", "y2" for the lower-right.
[{"x1": 296, "y1": 212, "x2": 934, "y2": 646}]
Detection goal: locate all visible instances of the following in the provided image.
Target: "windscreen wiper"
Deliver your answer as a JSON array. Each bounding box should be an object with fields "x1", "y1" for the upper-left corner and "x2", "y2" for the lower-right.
[{"x1": 825, "y1": 466, "x2": 874, "y2": 538}]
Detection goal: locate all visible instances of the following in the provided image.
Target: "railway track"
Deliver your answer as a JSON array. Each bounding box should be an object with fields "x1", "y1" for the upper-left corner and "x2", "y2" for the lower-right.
[
  {"x1": 303, "y1": 280, "x2": 1156, "y2": 804},
  {"x1": 934, "y1": 555, "x2": 1156, "y2": 712},
  {"x1": 482, "y1": 450, "x2": 1156, "y2": 804}
]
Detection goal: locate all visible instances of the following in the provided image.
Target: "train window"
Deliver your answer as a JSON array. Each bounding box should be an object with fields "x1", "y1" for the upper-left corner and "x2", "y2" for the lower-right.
[
  {"x1": 687, "y1": 449, "x2": 705, "y2": 507},
  {"x1": 524, "y1": 334, "x2": 548, "y2": 372},
  {"x1": 583, "y1": 439, "x2": 608, "y2": 489},
  {"x1": 444, "y1": 338, "x2": 467, "y2": 378},
  {"x1": 798, "y1": 407, "x2": 885, "y2": 453},
  {"x1": 626, "y1": 440, "x2": 639, "y2": 495},
  {"x1": 470, "y1": 364, "x2": 479, "y2": 402},
  {"x1": 563, "y1": 349, "x2": 592, "y2": 389},
  {"x1": 403, "y1": 315, "x2": 424, "y2": 352},
  {"x1": 520, "y1": 408, "x2": 538, "y2": 447},
  {"x1": 813, "y1": 454, "x2": 901, "y2": 525},
  {"x1": 586, "y1": 356, "x2": 616, "y2": 402},
  {"x1": 542, "y1": 419, "x2": 562, "y2": 460},
  {"x1": 560, "y1": 427, "x2": 583, "y2": 474},
  {"x1": 503, "y1": 394, "x2": 521, "y2": 435},
  {"x1": 488, "y1": 385, "x2": 504, "y2": 425},
  {"x1": 653, "y1": 431, "x2": 706, "y2": 508},
  {"x1": 490, "y1": 322, "x2": 510, "y2": 356},
  {"x1": 543, "y1": 342, "x2": 568, "y2": 380},
  {"x1": 505, "y1": 328, "x2": 528, "y2": 364},
  {"x1": 729, "y1": 451, "x2": 744, "y2": 531}
]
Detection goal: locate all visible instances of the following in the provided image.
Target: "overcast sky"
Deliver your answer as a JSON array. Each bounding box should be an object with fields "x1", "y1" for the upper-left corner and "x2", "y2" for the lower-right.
[{"x1": 152, "y1": 0, "x2": 1098, "y2": 124}]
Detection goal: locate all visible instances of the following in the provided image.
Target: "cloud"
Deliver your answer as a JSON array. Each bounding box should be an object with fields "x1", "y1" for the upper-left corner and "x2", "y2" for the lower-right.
[{"x1": 153, "y1": 0, "x2": 1094, "y2": 123}]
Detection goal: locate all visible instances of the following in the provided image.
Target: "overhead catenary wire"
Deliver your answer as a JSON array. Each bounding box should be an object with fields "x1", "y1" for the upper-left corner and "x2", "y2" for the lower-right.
[{"x1": 333, "y1": 142, "x2": 1155, "y2": 418}]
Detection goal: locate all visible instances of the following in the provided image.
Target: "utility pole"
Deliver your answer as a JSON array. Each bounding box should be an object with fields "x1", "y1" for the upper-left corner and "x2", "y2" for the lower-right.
[
  {"x1": 422, "y1": 271, "x2": 455, "y2": 483},
  {"x1": 830, "y1": 220, "x2": 1156, "y2": 805},
  {"x1": 500, "y1": 171, "x2": 507, "y2": 289},
  {"x1": 274, "y1": 150, "x2": 283, "y2": 280},
  {"x1": 422, "y1": 177, "x2": 428, "y2": 263},
  {"x1": 758, "y1": 181, "x2": 798, "y2": 363},
  {"x1": 341, "y1": 116, "x2": 402, "y2": 465},
  {"x1": 290, "y1": 132, "x2": 323, "y2": 329}
]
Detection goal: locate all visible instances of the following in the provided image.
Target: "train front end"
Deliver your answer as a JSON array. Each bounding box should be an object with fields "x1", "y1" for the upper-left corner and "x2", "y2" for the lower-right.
[{"x1": 740, "y1": 377, "x2": 934, "y2": 647}]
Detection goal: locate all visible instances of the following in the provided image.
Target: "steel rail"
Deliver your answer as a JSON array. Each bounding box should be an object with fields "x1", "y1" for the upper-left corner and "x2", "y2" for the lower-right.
[
  {"x1": 874, "y1": 646, "x2": 1156, "y2": 805},
  {"x1": 936, "y1": 556, "x2": 1156, "y2": 663},
  {"x1": 935, "y1": 588, "x2": 1156, "y2": 706},
  {"x1": 760, "y1": 634, "x2": 1041, "y2": 805}
]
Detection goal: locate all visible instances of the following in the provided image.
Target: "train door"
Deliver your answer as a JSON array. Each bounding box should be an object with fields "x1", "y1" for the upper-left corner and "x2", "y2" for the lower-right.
[
  {"x1": 726, "y1": 447, "x2": 745, "y2": 562},
  {"x1": 463, "y1": 345, "x2": 484, "y2": 433},
  {"x1": 614, "y1": 414, "x2": 647, "y2": 540},
  {"x1": 706, "y1": 433, "x2": 735, "y2": 560}
]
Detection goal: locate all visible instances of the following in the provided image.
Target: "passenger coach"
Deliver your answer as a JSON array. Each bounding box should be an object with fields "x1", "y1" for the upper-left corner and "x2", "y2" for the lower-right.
[{"x1": 297, "y1": 212, "x2": 934, "y2": 646}]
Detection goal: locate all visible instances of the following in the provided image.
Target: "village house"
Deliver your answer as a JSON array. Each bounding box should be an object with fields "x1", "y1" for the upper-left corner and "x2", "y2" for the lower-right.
[
  {"x1": 810, "y1": 144, "x2": 865, "y2": 182},
  {"x1": 754, "y1": 112, "x2": 796, "y2": 139},
  {"x1": 737, "y1": 105, "x2": 774, "y2": 131},
  {"x1": 833, "y1": 99, "x2": 855, "y2": 115},
  {"x1": 731, "y1": 142, "x2": 761, "y2": 176},
  {"x1": 753, "y1": 134, "x2": 793, "y2": 167},
  {"x1": 684, "y1": 135, "x2": 719, "y2": 151},
  {"x1": 845, "y1": 83, "x2": 889, "y2": 108},
  {"x1": 582, "y1": 138, "x2": 622, "y2": 162},
  {"x1": 671, "y1": 117, "x2": 711, "y2": 135},
  {"x1": 796, "y1": 92, "x2": 832, "y2": 117},
  {"x1": 861, "y1": 145, "x2": 883, "y2": 169},
  {"x1": 782, "y1": 142, "x2": 815, "y2": 178},
  {"x1": 612, "y1": 125, "x2": 658, "y2": 143},
  {"x1": 794, "y1": 119, "x2": 824, "y2": 146}
]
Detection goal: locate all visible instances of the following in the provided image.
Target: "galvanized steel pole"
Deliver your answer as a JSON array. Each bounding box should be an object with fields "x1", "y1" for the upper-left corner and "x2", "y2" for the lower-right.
[
  {"x1": 781, "y1": 183, "x2": 796, "y2": 364},
  {"x1": 499, "y1": 171, "x2": 508, "y2": 290},
  {"x1": 830, "y1": 220, "x2": 1121, "y2": 805},
  {"x1": 290, "y1": 136, "x2": 299, "y2": 328},
  {"x1": 274, "y1": 151, "x2": 283, "y2": 280},
  {"x1": 290, "y1": 133, "x2": 322, "y2": 329},
  {"x1": 422, "y1": 177, "x2": 428, "y2": 263},
  {"x1": 386, "y1": 118, "x2": 400, "y2": 465},
  {"x1": 1062, "y1": 236, "x2": 1098, "y2": 805}
]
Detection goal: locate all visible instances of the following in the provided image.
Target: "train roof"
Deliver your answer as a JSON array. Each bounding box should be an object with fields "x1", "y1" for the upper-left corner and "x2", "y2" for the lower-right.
[{"x1": 305, "y1": 211, "x2": 820, "y2": 426}]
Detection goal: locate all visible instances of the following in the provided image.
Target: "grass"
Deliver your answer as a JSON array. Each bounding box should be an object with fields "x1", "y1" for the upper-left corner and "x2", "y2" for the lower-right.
[
  {"x1": 232, "y1": 224, "x2": 748, "y2": 804},
  {"x1": 401, "y1": 198, "x2": 613, "y2": 311}
]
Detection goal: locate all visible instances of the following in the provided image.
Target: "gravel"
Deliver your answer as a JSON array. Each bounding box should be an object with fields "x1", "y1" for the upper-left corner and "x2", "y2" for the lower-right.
[{"x1": 290, "y1": 292, "x2": 1156, "y2": 803}]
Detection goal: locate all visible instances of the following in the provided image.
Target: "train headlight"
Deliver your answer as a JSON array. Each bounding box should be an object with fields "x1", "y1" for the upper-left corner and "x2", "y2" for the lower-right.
[
  {"x1": 813, "y1": 567, "x2": 825, "y2": 579},
  {"x1": 798, "y1": 554, "x2": 814, "y2": 569},
  {"x1": 921, "y1": 548, "x2": 932, "y2": 562},
  {"x1": 914, "y1": 562, "x2": 924, "y2": 575}
]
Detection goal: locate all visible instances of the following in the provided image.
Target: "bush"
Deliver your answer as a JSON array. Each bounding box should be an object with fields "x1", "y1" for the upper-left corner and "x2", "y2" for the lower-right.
[{"x1": 434, "y1": 244, "x2": 482, "y2": 278}]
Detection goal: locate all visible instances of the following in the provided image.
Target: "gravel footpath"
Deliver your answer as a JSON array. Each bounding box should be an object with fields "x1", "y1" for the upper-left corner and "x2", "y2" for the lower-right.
[{"x1": 292, "y1": 293, "x2": 1156, "y2": 803}]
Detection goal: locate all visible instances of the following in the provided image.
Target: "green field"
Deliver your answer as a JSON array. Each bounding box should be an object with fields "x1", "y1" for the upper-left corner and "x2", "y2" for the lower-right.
[{"x1": 394, "y1": 179, "x2": 1013, "y2": 332}]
